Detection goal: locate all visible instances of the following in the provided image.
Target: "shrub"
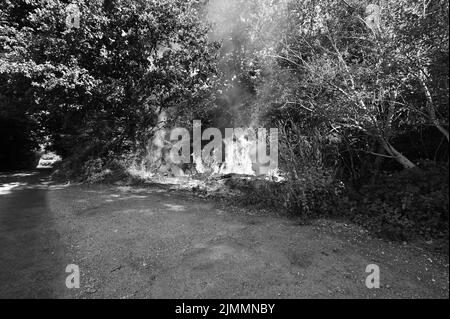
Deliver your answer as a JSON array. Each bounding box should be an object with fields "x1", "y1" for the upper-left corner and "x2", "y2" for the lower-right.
[
  {"x1": 339, "y1": 162, "x2": 449, "y2": 240},
  {"x1": 236, "y1": 159, "x2": 448, "y2": 242},
  {"x1": 238, "y1": 166, "x2": 339, "y2": 220},
  {"x1": 52, "y1": 150, "x2": 130, "y2": 184}
]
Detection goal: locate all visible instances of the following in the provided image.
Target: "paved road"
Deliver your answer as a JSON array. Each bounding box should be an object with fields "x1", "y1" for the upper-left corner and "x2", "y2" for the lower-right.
[{"x1": 0, "y1": 169, "x2": 448, "y2": 299}]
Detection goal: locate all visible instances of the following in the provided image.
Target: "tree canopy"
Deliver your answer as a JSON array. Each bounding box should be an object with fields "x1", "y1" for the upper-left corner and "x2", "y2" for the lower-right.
[{"x1": 1, "y1": 0, "x2": 219, "y2": 165}]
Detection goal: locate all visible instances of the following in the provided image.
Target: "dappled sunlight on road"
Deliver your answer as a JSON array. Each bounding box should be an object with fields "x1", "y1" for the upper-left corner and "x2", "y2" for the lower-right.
[
  {"x1": 164, "y1": 204, "x2": 186, "y2": 212},
  {"x1": 103, "y1": 194, "x2": 150, "y2": 202},
  {"x1": 0, "y1": 179, "x2": 70, "y2": 196},
  {"x1": 0, "y1": 172, "x2": 37, "y2": 178},
  {"x1": 0, "y1": 182, "x2": 28, "y2": 195}
]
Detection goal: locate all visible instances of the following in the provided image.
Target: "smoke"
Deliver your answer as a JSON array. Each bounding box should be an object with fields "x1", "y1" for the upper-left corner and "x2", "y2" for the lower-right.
[
  {"x1": 203, "y1": 0, "x2": 288, "y2": 128},
  {"x1": 205, "y1": 0, "x2": 250, "y2": 43}
]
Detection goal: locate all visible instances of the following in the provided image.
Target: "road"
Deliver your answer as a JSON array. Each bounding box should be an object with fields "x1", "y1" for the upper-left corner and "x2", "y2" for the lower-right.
[{"x1": 0, "y1": 169, "x2": 448, "y2": 299}]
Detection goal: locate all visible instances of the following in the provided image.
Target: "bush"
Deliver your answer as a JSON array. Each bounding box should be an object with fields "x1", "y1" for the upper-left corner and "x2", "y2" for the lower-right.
[
  {"x1": 236, "y1": 159, "x2": 448, "y2": 242},
  {"x1": 339, "y1": 162, "x2": 449, "y2": 241},
  {"x1": 52, "y1": 150, "x2": 130, "y2": 184},
  {"x1": 233, "y1": 119, "x2": 341, "y2": 219},
  {"x1": 236, "y1": 165, "x2": 340, "y2": 220}
]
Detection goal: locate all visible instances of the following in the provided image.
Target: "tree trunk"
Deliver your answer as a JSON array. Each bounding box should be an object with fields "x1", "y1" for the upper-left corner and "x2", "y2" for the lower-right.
[
  {"x1": 419, "y1": 70, "x2": 449, "y2": 142},
  {"x1": 371, "y1": 143, "x2": 386, "y2": 184},
  {"x1": 381, "y1": 139, "x2": 416, "y2": 169}
]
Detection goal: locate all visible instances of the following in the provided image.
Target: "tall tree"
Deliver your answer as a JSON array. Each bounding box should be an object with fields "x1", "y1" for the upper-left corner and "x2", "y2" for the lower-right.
[{"x1": 0, "y1": 0, "x2": 219, "y2": 162}]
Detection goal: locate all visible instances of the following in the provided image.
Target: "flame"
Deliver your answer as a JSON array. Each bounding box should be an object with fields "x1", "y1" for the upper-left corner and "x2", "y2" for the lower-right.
[
  {"x1": 194, "y1": 132, "x2": 256, "y2": 176},
  {"x1": 219, "y1": 134, "x2": 255, "y2": 175},
  {"x1": 146, "y1": 121, "x2": 282, "y2": 179}
]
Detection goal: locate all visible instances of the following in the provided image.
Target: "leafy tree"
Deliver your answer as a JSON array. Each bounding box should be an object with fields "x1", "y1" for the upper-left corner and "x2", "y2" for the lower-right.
[
  {"x1": 259, "y1": 0, "x2": 448, "y2": 172},
  {"x1": 0, "y1": 0, "x2": 219, "y2": 166}
]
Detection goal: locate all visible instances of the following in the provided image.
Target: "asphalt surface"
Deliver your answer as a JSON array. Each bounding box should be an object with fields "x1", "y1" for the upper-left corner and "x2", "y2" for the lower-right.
[{"x1": 0, "y1": 169, "x2": 448, "y2": 299}]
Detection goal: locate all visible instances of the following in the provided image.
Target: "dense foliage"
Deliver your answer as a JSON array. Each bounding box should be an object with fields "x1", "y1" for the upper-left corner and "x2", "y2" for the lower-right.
[{"x1": 1, "y1": 0, "x2": 218, "y2": 170}]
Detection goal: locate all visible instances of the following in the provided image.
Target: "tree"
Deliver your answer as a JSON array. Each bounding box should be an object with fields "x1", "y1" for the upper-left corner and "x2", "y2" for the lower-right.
[
  {"x1": 389, "y1": 0, "x2": 449, "y2": 142},
  {"x1": 259, "y1": 0, "x2": 448, "y2": 171},
  {"x1": 0, "y1": 0, "x2": 219, "y2": 165}
]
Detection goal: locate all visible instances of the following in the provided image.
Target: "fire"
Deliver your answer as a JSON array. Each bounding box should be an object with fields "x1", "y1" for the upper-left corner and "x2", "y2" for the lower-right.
[
  {"x1": 218, "y1": 133, "x2": 255, "y2": 175},
  {"x1": 193, "y1": 133, "x2": 255, "y2": 175},
  {"x1": 144, "y1": 120, "x2": 279, "y2": 178}
]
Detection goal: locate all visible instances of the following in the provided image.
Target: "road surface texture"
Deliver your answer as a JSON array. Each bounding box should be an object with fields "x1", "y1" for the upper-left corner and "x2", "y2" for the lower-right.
[{"x1": 0, "y1": 169, "x2": 448, "y2": 299}]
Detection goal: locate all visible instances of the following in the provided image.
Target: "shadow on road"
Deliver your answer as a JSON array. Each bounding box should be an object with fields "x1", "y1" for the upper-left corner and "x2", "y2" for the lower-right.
[{"x1": 0, "y1": 169, "x2": 67, "y2": 298}]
